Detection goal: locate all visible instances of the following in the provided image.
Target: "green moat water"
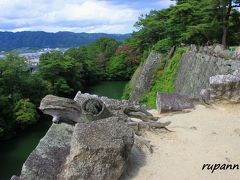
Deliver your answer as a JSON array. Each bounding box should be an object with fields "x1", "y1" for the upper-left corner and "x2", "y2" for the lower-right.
[{"x1": 0, "y1": 81, "x2": 127, "y2": 180}]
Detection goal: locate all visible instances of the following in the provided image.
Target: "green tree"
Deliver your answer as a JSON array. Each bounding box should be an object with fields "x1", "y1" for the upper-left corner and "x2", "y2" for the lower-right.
[
  {"x1": 106, "y1": 44, "x2": 140, "y2": 80},
  {"x1": 86, "y1": 37, "x2": 120, "y2": 77},
  {"x1": 133, "y1": 0, "x2": 240, "y2": 50},
  {"x1": 38, "y1": 51, "x2": 75, "y2": 96},
  {"x1": 0, "y1": 54, "x2": 29, "y2": 103},
  {"x1": 13, "y1": 99, "x2": 38, "y2": 129},
  {"x1": 0, "y1": 54, "x2": 49, "y2": 139},
  {"x1": 0, "y1": 93, "x2": 14, "y2": 137}
]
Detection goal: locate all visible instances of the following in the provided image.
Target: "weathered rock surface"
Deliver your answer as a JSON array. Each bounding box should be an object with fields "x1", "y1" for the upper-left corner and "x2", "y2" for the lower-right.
[
  {"x1": 199, "y1": 89, "x2": 211, "y2": 104},
  {"x1": 19, "y1": 123, "x2": 74, "y2": 180},
  {"x1": 14, "y1": 93, "x2": 146, "y2": 180},
  {"x1": 209, "y1": 69, "x2": 240, "y2": 103},
  {"x1": 14, "y1": 91, "x2": 170, "y2": 180},
  {"x1": 156, "y1": 92, "x2": 194, "y2": 113},
  {"x1": 80, "y1": 98, "x2": 112, "y2": 122},
  {"x1": 40, "y1": 94, "x2": 114, "y2": 123},
  {"x1": 74, "y1": 91, "x2": 146, "y2": 120},
  {"x1": 129, "y1": 51, "x2": 162, "y2": 102},
  {"x1": 39, "y1": 95, "x2": 82, "y2": 123},
  {"x1": 74, "y1": 91, "x2": 142, "y2": 110},
  {"x1": 14, "y1": 118, "x2": 134, "y2": 180},
  {"x1": 175, "y1": 45, "x2": 240, "y2": 99},
  {"x1": 65, "y1": 117, "x2": 134, "y2": 180},
  {"x1": 197, "y1": 44, "x2": 240, "y2": 60}
]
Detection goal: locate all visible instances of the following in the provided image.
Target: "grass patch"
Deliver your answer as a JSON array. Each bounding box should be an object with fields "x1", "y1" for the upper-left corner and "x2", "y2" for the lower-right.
[{"x1": 140, "y1": 48, "x2": 187, "y2": 108}]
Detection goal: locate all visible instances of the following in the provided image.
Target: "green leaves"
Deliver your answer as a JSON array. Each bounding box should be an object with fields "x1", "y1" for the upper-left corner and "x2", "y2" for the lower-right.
[
  {"x1": 0, "y1": 55, "x2": 48, "y2": 139},
  {"x1": 140, "y1": 48, "x2": 187, "y2": 108},
  {"x1": 38, "y1": 51, "x2": 78, "y2": 96},
  {"x1": 153, "y1": 38, "x2": 172, "y2": 54},
  {"x1": 13, "y1": 99, "x2": 38, "y2": 129},
  {"x1": 132, "y1": 0, "x2": 240, "y2": 50}
]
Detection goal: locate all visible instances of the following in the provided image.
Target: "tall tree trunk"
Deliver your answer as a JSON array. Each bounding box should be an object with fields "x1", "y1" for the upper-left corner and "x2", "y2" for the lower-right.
[
  {"x1": 222, "y1": 26, "x2": 228, "y2": 47},
  {"x1": 221, "y1": 0, "x2": 232, "y2": 47}
]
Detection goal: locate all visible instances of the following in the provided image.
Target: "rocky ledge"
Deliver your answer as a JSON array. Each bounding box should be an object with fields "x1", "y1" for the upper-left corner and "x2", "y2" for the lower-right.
[
  {"x1": 200, "y1": 69, "x2": 240, "y2": 103},
  {"x1": 12, "y1": 92, "x2": 170, "y2": 180}
]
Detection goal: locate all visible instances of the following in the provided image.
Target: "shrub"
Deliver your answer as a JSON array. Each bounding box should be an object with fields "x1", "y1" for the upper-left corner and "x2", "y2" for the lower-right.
[
  {"x1": 153, "y1": 38, "x2": 172, "y2": 54},
  {"x1": 14, "y1": 99, "x2": 38, "y2": 129}
]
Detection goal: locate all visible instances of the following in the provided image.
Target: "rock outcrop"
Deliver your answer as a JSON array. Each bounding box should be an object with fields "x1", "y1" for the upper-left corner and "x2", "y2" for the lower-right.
[
  {"x1": 175, "y1": 44, "x2": 240, "y2": 99},
  {"x1": 65, "y1": 117, "x2": 134, "y2": 180},
  {"x1": 15, "y1": 118, "x2": 134, "y2": 180},
  {"x1": 129, "y1": 51, "x2": 162, "y2": 102},
  {"x1": 201, "y1": 69, "x2": 240, "y2": 103},
  {"x1": 19, "y1": 123, "x2": 74, "y2": 180},
  {"x1": 74, "y1": 91, "x2": 142, "y2": 110},
  {"x1": 14, "y1": 92, "x2": 170, "y2": 180},
  {"x1": 156, "y1": 92, "x2": 194, "y2": 113},
  {"x1": 39, "y1": 95, "x2": 82, "y2": 123}
]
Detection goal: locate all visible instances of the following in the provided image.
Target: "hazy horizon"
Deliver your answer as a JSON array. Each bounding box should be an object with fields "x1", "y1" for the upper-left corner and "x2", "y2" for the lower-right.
[
  {"x1": 0, "y1": 30, "x2": 131, "y2": 35},
  {"x1": 0, "y1": 0, "x2": 174, "y2": 34}
]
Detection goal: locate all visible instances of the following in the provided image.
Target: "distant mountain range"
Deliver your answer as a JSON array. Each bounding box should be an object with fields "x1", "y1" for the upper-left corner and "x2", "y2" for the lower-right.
[{"x1": 0, "y1": 31, "x2": 131, "y2": 51}]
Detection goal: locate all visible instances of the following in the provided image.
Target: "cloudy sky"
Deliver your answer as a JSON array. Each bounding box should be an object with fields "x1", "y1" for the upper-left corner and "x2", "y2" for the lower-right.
[{"x1": 0, "y1": 0, "x2": 174, "y2": 34}]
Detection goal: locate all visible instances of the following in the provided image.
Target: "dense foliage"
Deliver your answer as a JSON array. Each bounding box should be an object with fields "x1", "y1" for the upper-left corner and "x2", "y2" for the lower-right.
[
  {"x1": 131, "y1": 0, "x2": 240, "y2": 54},
  {"x1": 38, "y1": 37, "x2": 140, "y2": 96},
  {"x1": 1, "y1": 0, "x2": 240, "y2": 139},
  {"x1": 0, "y1": 54, "x2": 48, "y2": 139},
  {"x1": 14, "y1": 99, "x2": 38, "y2": 129},
  {"x1": 0, "y1": 37, "x2": 139, "y2": 140},
  {"x1": 122, "y1": 0, "x2": 240, "y2": 105},
  {"x1": 0, "y1": 31, "x2": 131, "y2": 51}
]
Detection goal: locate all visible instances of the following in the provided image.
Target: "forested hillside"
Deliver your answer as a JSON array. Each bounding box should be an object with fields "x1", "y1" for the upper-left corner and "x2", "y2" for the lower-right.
[
  {"x1": 123, "y1": 0, "x2": 240, "y2": 106},
  {"x1": 0, "y1": 31, "x2": 131, "y2": 51},
  {"x1": 1, "y1": 0, "x2": 240, "y2": 140},
  {"x1": 0, "y1": 37, "x2": 140, "y2": 140}
]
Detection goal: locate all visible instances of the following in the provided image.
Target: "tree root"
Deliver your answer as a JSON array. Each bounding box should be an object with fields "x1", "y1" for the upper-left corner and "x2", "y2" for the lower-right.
[
  {"x1": 130, "y1": 121, "x2": 172, "y2": 153},
  {"x1": 134, "y1": 134, "x2": 154, "y2": 153},
  {"x1": 123, "y1": 106, "x2": 159, "y2": 122},
  {"x1": 127, "y1": 121, "x2": 171, "y2": 131}
]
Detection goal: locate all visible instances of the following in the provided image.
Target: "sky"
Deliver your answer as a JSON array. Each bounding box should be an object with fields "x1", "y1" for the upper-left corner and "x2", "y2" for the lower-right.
[{"x1": 0, "y1": 0, "x2": 175, "y2": 34}]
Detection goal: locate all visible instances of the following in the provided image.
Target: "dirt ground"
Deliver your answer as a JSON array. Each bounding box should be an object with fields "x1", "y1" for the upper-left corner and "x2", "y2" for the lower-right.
[{"x1": 121, "y1": 103, "x2": 240, "y2": 180}]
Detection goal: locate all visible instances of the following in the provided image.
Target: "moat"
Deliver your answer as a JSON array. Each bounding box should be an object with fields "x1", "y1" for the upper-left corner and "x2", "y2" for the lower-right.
[{"x1": 0, "y1": 81, "x2": 127, "y2": 180}]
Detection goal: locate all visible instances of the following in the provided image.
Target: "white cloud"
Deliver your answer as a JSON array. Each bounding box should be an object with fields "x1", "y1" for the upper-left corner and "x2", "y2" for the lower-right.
[{"x1": 0, "y1": 0, "x2": 173, "y2": 33}]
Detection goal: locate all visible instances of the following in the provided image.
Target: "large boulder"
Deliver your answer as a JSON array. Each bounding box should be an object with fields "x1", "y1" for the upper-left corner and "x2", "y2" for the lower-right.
[
  {"x1": 39, "y1": 95, "x2": 82, "y2": 123},
  {"x1": 13, "y1": 93, "x2": 140, "y2": 180},
  {"x1": 74, "y1": 91, "x2": 146, "y2": 120},
  {"x1": 65, "y1": 117, "x2": 134, "y2": 180},
  {"x1": 19, "y1": 123, "x2": 74, "y2": 180},
  {"x1": 156, "y1": 92, "x2": 194, "y2": 113},
  {"x1": 74, "y1": 91, "x2": 141, "y2": 110},
  {"x1": 14, "y1": 117, "x2": 134, "y2": 180},
  {"x1": 209, "y1": 69, "x2": 240, "y2": 103},
  {"x1": 39, "y1": 95, "x2": 113, "y2": 123}
]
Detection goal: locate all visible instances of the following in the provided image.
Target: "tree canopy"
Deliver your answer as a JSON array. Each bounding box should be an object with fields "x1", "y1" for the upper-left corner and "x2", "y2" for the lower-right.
[
  {"x1": 132, "y1": 0, "x2": 240, "y2": 53},
  {"x1": 0, "y1": 54, "x2": 48, "y2": 139},
  {"x1": 0, "y1": 36, "x2": 140, "y2": 140}
]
